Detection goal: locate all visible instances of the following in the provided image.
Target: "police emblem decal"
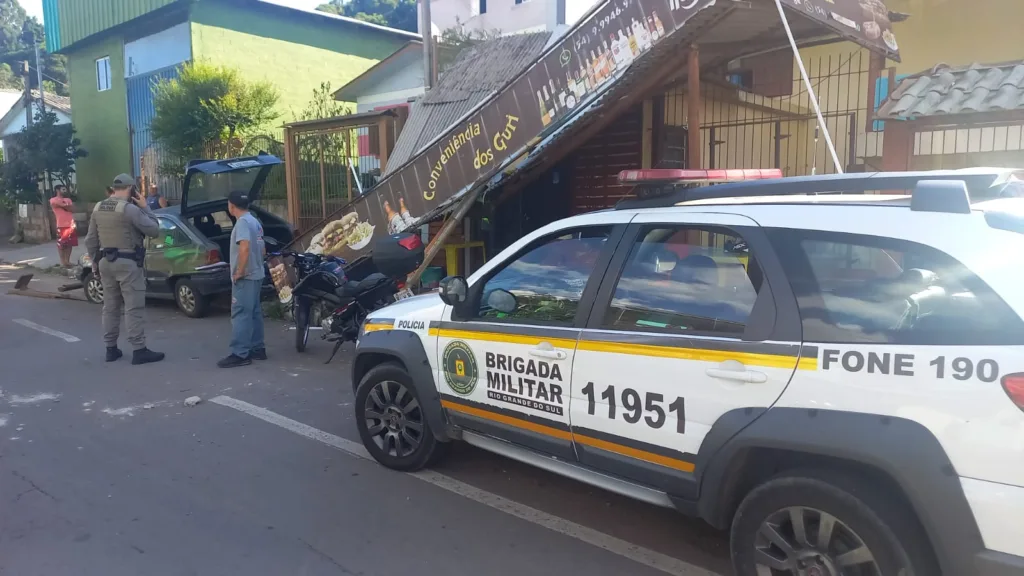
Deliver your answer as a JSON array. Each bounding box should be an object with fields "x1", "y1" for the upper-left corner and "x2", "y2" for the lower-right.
[{"x1": 442, "y1": 340, "x2": 478, "y2": 396}]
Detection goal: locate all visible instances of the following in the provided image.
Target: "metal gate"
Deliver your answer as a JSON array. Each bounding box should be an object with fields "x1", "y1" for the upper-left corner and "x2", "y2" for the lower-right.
[{"x1": 127, "y1": 64, "x2": 183, "y2": 200}]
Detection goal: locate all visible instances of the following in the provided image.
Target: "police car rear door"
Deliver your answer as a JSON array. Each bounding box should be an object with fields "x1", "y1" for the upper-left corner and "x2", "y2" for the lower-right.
[
  {"x1": 570, "y1": 211, "x2": 806, "y2": 496},
  {"x1": 433, "y1": 219, "x2": 628, "y2": 462}
]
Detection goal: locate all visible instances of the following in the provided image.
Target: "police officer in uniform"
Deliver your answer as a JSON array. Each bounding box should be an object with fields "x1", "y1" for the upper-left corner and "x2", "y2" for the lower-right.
[{"x1": 84, "y1": 174, "x2": 165, "y2": 365}]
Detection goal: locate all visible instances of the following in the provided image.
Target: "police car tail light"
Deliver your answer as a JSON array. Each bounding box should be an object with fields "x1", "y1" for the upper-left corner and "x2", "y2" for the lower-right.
[
  {"x1": 206, "y1": 249, "x2": 222, "y2": 265},
  {"x1": 1001, "y1": 373, "x2": 1024, "y2": 412},
  {"x1": 617, "y1": 168, "x2": 784, "y2": 185}
]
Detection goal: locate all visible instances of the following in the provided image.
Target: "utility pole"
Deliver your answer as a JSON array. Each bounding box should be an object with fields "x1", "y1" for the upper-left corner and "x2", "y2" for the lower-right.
[
  {"x1": 421, "y1": 0, "x2": 433, "y2": 90},
  {"x1": 33, "y1": 33, "x2": 46, "y2": 114},
  {"x1": 21, "y1": 61, "x2": 32, "y2": 127}
]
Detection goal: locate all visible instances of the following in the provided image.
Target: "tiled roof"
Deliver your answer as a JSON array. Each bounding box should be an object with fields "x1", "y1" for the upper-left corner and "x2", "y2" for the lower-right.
[
  {"x1": 877, "y1": 61, "x2": 1024, "y2": 119},
  {"x1": 35, "y1": 90, "x2": 71, "y2": 115},
  {"x1": 385, "y1": 32, "x2": 552, "y2": 174},
  {"x1": 0, "y1": 88, "x2": 72, "y2": 116}
]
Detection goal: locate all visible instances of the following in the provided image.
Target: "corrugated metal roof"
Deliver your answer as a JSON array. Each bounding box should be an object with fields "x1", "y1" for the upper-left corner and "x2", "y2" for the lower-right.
[
  {"x1": 385, "y1": 32, "x2": 552, "y2": 174},
  {"x1": 0, "y1": 88, "x2": 72, "y2": 115},
  {"x1": 877, "y1": 61, "x2": 1024, "y2": 119}
]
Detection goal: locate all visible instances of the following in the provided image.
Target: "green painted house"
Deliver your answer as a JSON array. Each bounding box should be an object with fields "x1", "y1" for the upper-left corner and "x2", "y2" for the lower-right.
[{"x1": 43, "y1": 0, "x2": 417, "y2": 201}]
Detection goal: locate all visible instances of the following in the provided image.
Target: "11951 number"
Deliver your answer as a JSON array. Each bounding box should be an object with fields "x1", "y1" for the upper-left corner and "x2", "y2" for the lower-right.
[{"x1": 581, "y1": 382, "x2": 686, "y2": 433}]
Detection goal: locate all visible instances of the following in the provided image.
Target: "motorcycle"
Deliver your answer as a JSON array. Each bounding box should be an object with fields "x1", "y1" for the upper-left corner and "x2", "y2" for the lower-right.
[{"x1": 272, "y1": 232, "x2": 425, "y2": 363}]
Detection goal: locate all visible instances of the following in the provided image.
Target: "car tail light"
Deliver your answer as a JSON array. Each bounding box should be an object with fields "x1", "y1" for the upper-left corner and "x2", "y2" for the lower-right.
[
  {"x1": 618, "y1": 168, "x2": 784, "y2": 184},
  {"x1": 398, "y1": 235, "x2": 423, "y2": 251},
  {"x1": 1002, "y1": 374, "x2": 1024, "y2": 412},
  {"x1": 396, "y1": 280, "x2": 406, "y2": 290},
  {"x1": 206, "y1": 250, "x2": 222, "y2": 265}
]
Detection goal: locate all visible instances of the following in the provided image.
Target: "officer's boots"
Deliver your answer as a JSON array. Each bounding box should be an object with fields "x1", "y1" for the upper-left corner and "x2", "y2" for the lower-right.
[
  {"x1": 106, "y1": 347, "x2": 123, "y2": 362},
  {"x1": 132, "y1": 348, "x2": 165, "y2": 365}
]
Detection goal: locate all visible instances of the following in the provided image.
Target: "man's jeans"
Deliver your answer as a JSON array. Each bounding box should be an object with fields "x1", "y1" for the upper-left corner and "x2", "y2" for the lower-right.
[{"x1": 230, "y1": 278, "x2": 265, "y2": 358}]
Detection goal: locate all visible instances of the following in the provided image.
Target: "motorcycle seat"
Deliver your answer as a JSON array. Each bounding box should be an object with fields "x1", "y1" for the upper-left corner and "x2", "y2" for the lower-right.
[{"x1": 336, "y1": 273, "x2": 391, "y2": 298}]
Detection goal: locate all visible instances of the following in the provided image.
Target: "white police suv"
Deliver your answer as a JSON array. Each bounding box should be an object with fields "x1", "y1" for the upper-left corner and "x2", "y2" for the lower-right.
[{"x1": 352, "y1": 167, "x2": 1024, "y2": 576}]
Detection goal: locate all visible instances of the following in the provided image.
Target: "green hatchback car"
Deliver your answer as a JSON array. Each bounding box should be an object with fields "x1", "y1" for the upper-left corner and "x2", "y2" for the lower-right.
[{"x1": 79, "y1": 153, "x2": 293, "y2": 317}]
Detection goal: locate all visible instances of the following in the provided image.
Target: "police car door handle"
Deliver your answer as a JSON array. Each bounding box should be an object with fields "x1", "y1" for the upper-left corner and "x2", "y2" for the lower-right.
[
  {"x1": 529, "y1": 345, "x2": 566, "y2": 361},
  {"x1": 705, "y1": 367, "x2": 768, "y2": 384}
]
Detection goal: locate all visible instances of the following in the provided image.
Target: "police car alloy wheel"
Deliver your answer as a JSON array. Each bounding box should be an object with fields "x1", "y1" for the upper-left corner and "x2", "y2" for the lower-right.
[
  {"x1": 355, "y1": 363, "x2": 447, "y2": 471},
  {"x1": 730, "y1": 473, "x2": 935, "y2": 576}
]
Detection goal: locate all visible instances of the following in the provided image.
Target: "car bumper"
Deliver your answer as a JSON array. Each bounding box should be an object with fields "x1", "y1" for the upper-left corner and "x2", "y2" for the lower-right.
[
  {"x1": 190, "y1": 266, "x2": 232, "y2": 296},
  {"x1": 977, "y1": 550, "x2": 1024, "y2": 576}
]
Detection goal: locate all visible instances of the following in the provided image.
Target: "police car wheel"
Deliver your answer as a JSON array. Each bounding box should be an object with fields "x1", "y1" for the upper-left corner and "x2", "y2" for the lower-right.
[
  {"x1": 730, "y1": 472, "x2": 936, "y2": 576},
  {"x1": 355, "y1": 363, "x2": 445, "y2": 471},
  {"x1": 83, "y1": 272, "x2": 103, "y2": 304},
  {"x1": 174, "y1": 279, "x2": 209, "y2": 318}
]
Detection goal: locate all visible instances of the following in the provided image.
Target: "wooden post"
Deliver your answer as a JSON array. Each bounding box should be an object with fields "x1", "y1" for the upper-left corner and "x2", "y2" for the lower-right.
[
  {"x1": 866, "y1": 52, "x2": 885, "y2": 134},
  {"x1": 283, "y1": 127, "x2": 301, "y2": 230},
  {"x1": 345, "y1": 133, "x2": 353, "y2": 201},
  {"x1": 687, "y1": 45, "x2": 701, "y2": 170},
  {"x1": 377, "y1": 117, "x2": 390, "y2": 174},
  {"x1": 318, "y1": 136, "x2": 328, "y2": 218},
  {"x1": 407, "y1": 186, "x2": 481, "y2": 287}
]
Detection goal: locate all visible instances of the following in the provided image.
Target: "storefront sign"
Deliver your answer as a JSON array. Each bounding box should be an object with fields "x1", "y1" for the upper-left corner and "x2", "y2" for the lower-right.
[
  {"x1": 780, "y1": 0, "x2": 899, "y2": 58},
  {"x1": 289, "y1": 0, "x2": 898, "y2": 266},
  {"x1": 291, "y1": 0, "x2": 721, "y2": 260}
]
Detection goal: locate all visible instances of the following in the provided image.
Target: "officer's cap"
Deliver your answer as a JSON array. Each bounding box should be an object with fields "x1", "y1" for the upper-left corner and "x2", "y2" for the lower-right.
[{"x1": 112, "y1": 174, "x2": 135, "y2": 187}]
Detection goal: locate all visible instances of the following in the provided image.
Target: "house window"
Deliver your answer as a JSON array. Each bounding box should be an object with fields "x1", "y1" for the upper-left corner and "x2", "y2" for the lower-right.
[
  {"x1": 95, "y1": 56, "x2": 111, "y2": 92},
  {"x1": 479, "y1": 0, "x2": 487, "y2": 13}
]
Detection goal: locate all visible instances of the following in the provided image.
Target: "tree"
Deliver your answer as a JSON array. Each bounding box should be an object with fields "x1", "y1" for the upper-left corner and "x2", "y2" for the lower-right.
[
  {"x1": 0, "y1": 109, "x2": 87, "y2": 208},
  {"x1": 0, "y1": 1, "x2": 69, "y2": 95},
  {"x1": 317, "y1": 0, "x2": 418, "y2": 32},
  {"x1": 150, "y1": 62, "x2": 279, "y2": 176},
  {"x1": 299, "y1": 81, "x2": 351, "y2": 121},
  {"x1": 436, "y1": 19, "x2": 502, "y2": 73}
]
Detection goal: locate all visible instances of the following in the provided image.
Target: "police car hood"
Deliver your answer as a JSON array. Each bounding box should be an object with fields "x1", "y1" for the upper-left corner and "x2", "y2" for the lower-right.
[{"x1": 368, "y1": 292, "x2": 444, "y2": 322}]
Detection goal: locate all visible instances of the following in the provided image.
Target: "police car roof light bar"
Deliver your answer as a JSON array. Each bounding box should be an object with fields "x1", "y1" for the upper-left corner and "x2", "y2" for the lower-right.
[{"x1": 618, "y1": 168, "x2": 784, "y2": 185}]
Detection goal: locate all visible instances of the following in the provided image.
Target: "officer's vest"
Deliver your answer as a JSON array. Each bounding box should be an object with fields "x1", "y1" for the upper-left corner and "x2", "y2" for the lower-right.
[{"x1": 91, "y1": 198, "x2": 138, "y2": 250}]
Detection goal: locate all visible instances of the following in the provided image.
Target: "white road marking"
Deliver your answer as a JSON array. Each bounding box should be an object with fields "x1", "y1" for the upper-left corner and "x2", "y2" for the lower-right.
[
  {"x1": 210, "y1": 395, "x2": 720, "y2": 576},
  {"x1": 8, "y1": 393, "x2": 61, "y2": 405},
  {"x1": 12, "y1": 319, "x2": 80, "y2": 343}
]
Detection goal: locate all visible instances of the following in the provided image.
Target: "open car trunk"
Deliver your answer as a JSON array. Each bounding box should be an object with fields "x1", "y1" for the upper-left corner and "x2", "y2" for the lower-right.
[{"x1": 180, "y1": 153, "x2": 294, "y2": 263}]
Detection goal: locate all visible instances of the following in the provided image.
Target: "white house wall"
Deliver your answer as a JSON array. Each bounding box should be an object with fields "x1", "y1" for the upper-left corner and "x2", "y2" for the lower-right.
[
  {"x1": 1, "y1": 102, "x2": 71, "y2": 138},
  {"x1": 123, "y1": 22, "x2": 191, "y2": 78},
  {"x1": 425, "y1": 0, "x2": 600, "y2": 35}
]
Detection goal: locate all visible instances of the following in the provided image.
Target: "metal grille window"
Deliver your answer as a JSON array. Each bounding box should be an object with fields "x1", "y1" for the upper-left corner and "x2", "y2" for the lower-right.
[{"x1": 95, "y1": 56, "x2": 111, "y2": 92}]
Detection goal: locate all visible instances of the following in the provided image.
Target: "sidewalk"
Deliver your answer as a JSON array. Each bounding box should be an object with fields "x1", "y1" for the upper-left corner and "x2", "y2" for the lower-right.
[{"x1": 0, "y1": 240, "x2": 85, "y2": 269}]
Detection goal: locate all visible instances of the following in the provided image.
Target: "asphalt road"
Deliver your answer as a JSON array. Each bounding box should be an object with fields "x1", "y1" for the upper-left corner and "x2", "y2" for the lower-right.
[{"x1": 0, "y1": 265, "x2": 732, "y2": 576}]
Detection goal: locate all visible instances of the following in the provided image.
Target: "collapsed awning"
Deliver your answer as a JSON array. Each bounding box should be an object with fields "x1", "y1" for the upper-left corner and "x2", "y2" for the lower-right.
[{"x1": 290, "y1": 0, "x2": 901, "y2": 259}]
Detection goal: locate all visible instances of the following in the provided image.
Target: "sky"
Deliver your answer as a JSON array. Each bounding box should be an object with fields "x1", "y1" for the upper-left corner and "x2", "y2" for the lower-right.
[{"x1": 17, "y1": 0, "x2": 326, "y2": 24}]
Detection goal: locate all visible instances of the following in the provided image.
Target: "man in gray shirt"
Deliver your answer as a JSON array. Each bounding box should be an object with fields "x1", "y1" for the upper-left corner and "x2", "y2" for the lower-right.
[{"x1": 218, "y1": 190, "x2": 267, "y2": 368}]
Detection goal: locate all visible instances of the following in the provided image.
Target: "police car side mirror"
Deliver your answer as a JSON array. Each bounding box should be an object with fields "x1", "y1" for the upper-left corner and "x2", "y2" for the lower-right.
[
  {"x1": 439, "y1": 276, "x2": 468, "y2": 306},
  {"x1": 486, "y1": 289, "x2": 517, "y2": 314}
]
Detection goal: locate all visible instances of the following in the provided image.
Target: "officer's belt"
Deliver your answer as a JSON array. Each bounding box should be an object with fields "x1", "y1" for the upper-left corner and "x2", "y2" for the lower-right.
[{"x1": 101, "y1": 248, "x2": 143, "y2": 262}]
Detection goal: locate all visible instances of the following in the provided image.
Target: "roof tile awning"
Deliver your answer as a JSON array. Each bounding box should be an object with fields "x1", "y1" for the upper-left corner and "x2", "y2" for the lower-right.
[{"x1": 877, "y1": 61, "x2": 1024, "y2": 120}]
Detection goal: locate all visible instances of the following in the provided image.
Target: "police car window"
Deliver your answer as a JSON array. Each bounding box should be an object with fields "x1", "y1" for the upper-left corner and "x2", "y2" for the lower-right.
[
  {"x1": 603, "y1": 226, "x2": 761, "y2": 336},
  {"x1": 775, "y1": 230, "x2": 1024, "y2": 344},
  {"x1": 477, "y1": 226, "x2": 612, "y2": 325}
]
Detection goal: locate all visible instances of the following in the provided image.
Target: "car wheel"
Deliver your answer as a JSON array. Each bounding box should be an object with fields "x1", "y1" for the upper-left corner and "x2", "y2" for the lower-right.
[
  {"x1": 83, "y1": 271, "x2": 103, "y2": 304},
  {"x1": 174, "y1": 279, "x2": 209, "y2": 318},
  {"x1": 730, "y1": 471, "x2": 938, "y2": 576},
  {"x1": 355, "y1": 362, "x2": 447, "y2": 471},
  {"x1": 294, "y1": 299, "x2": 310, "y2": 352}
]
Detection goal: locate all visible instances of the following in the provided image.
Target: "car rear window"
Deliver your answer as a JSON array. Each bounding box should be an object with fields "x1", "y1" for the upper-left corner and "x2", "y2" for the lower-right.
[{"x1": 769, "y1": 228, "x2": 1024, "y2": 345}]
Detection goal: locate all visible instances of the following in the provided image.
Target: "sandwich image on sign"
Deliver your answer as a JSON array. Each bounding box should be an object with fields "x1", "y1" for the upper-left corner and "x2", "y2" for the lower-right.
[{"x1": 308, "y1": 212, "x2": 375, "y2": 256}]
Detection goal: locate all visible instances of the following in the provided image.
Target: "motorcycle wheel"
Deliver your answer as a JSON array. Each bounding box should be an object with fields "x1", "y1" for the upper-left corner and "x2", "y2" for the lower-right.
[{"x1": 294, "y1": 299, "x2": 311, "y2": 353}]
